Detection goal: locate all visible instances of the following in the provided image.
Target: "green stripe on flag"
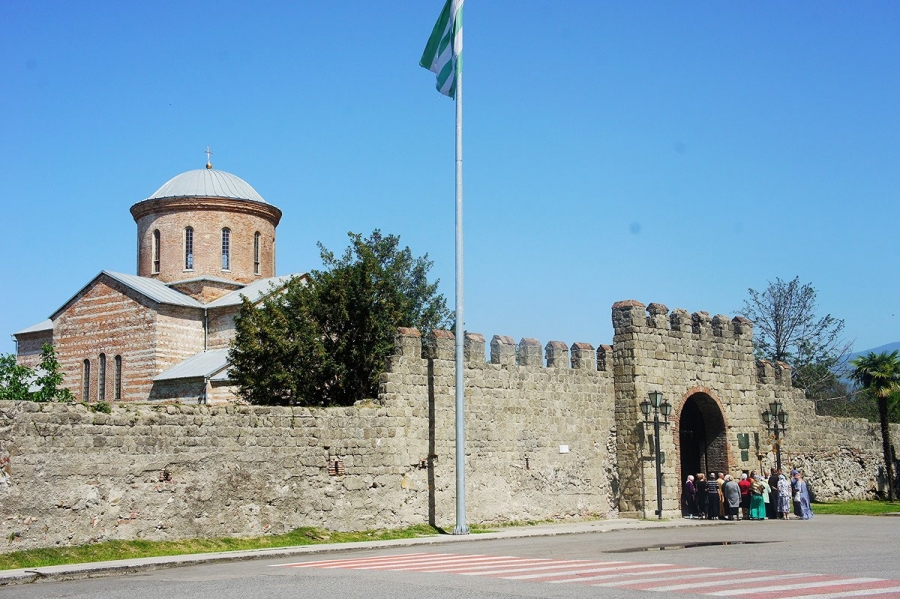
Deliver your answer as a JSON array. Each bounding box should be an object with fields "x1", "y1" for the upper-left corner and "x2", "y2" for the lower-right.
[{"x1": 420, "y1": 0, "x2": 463, "y2": 98}]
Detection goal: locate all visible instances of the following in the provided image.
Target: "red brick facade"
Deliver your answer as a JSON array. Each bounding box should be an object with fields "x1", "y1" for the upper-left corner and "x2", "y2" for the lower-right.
[
  {"x1": 131, "y1": 197, "x2": 281, "y2": 285},
  {"x1": 13, "y1": 167, "x2": 284, "y2": 403}
]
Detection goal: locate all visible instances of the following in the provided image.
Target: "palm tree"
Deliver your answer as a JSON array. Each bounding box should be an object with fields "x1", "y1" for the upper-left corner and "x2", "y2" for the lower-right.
[{"x1": 850, "y1": 350, "x2": 900, "y2": 501}]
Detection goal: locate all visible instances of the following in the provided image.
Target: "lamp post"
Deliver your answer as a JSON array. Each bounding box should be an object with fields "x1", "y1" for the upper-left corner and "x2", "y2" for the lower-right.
[
  {"x1": 640, "y1": 391, "x2": 672, "y2": 519},
  {"x1": 762, "y1": 400, "x2": 789, "y2": 471}
]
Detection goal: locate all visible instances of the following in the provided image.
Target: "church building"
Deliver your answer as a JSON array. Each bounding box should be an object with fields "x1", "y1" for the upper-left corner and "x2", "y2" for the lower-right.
[{"x1": 12, "y1": 158, "x2": 300, "y2": 404}]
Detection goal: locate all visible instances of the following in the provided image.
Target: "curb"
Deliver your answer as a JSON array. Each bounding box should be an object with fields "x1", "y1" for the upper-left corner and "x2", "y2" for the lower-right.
[{"x1": 0, "y1": 517, "x2": 721, "y2": 586}]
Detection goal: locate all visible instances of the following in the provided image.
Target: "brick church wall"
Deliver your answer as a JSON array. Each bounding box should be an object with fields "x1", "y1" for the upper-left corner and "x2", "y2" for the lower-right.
[
  {"x1": 207, "y1": 306, "x2": 240, "y2": 350},
  {"x1": 11, "y1": 331, "x2": 51, "y2": 370},
  {"x1": 52, "y1": 277, "x2": 161, "y2": 403}
]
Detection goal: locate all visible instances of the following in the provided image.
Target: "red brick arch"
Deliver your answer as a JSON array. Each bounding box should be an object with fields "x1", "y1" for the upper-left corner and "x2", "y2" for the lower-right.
[{"x1": 672, "y1": 387, "x2": 732, "y2": 490}]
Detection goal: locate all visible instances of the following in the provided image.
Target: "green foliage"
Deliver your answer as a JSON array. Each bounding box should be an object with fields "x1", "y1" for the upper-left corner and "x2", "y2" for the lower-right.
[
  {"x1": 850, "y1": 351, "x2": 900, "y2": 501},
  {"x1": 0, "y1": 524, "x2": 442, "y2": 571},
  {"x1": 740, "y1": 277, "x2": 850, "y2": 399},
  {"x1": 91, "y1": 401, "x2": 112, "y2": 414},
  {"x1": 32, "y1": 344, "x2": 74, "y2": 403},
  {"x1": 811, "y1": 500, "x2": 900, "y2": 515},
  {"x1": 230, "y1": 230, "x2": 451, "y2": 406},
  {"x1": 850, "y1": 351, "x2": 900, "y2": 400},
  {"x1": 0, "y1": 354, "x2": 34, "y2": 401},
  {"x1": 0, "y1": 344, "x2": 73, "y2": 402}
]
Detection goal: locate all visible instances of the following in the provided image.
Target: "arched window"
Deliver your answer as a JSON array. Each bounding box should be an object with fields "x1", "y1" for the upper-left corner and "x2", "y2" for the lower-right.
[
  {"x1": 184, "y1": 227, "x2": 194, "y2": 270},
  {"x1": 82, "y1": 359, "x2": 91, "y2": 401},
  {"x1": 98, "y1": 353, "x2": 106, "y2": 402},
  {"x1": 254, "y1": 231, "x2": 261, "y2": 275},
  {"x1": 152, "y1": 230, "x2": 161, "y2": 273},
  {"x1": 221, "y1": 228, "x2": 231, "y2": 270},
  {"x1": 114, "y1": 355, "x2": 122, "y2": 401}
]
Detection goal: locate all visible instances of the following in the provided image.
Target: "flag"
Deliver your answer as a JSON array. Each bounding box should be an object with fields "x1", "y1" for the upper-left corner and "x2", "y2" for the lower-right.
[{"x1": 419, "y1": 0, "x2": 464, "y2": 98}]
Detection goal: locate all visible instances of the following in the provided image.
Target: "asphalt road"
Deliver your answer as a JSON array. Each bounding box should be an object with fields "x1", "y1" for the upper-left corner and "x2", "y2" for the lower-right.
[{"x1": 4, "y1": 515, "x2": 899, "y2": 599}]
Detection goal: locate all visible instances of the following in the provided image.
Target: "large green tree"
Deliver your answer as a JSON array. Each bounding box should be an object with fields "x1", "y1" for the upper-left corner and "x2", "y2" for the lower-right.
[
  {"x1": 850, "y1": 350, "x2": 900, "y2": 501},
  {"x1": 740, "y1": 276, "x2": 850, "y2": 399},
  {"x1": 229, "y1": 230, "x2": 451, "y2": 406}
]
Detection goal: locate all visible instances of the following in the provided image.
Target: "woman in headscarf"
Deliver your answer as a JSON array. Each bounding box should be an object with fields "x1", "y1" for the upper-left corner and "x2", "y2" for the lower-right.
[
  {"x1": 749, "y1": 474, "x2": 767, "y2": 520},
  {"x1": 777, "y1": 472, "x2": 791, "y2": 519},
  {"x1": 793, "y1": 470, "x2": 814, "y2": 519},
  {"x1": 695, "y1": 473, "x2": 708, "y2": 518},
  {"x1": 683, "y1": 475, "x2": 697, "y2": 518}
]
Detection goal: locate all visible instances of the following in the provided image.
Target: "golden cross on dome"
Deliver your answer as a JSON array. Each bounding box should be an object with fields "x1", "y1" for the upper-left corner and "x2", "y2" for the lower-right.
[{"x1": 205, "y1": 146, "x2": 213, "y2": 169}]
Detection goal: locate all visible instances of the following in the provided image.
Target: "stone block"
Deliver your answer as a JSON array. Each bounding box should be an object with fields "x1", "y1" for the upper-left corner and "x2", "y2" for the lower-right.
[
  {"x1": 427, "y1": 330, "x2": 455, "y2": 361},
  {"x1": 490, "y1": 335, "x2": 516, "y2": 366},
  {"x1": 545, "y1": 341, "x2": 569, "y2": 368},
  {"x1": 517, "y1": 338, "x2": 542, "y2": 366},
  {"x1": 464, "y1": 332, "x2": 485, "y2": 365}
]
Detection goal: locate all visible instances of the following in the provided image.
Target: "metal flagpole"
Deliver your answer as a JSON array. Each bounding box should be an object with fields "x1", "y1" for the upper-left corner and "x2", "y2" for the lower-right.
[{"x1": 452, "y1": 42, "x2": 468, "y2": 536}]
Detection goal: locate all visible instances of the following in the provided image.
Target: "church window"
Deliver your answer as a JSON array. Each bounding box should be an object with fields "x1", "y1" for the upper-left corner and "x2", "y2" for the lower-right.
[
  {"x1": 222, "y1": 228, "x2": 231, "y2": 270},
  {"x1": 98, "y1": 353, "x2": 106, "y2": 402},
  {"x1": 114, "y1": 355, "x2": 122, "y2": 400},
  {"x1": 82, "y1": 359, "x2": 91, "y2": 401},
  {"x1": 152, "y1": 230, "x2": 161, "y2": 273},
  {"x1": 254, "y1": 232, "x2": 261, "y2": 275},
  {"x1": 185, "y1": 227, "x2": 194, "y2": 270}
]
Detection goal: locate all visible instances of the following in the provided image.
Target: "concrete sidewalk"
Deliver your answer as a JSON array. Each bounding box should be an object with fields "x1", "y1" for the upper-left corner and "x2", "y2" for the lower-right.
[{"x1": 0, "y1": 517, "x2": 721, "y2": 586}]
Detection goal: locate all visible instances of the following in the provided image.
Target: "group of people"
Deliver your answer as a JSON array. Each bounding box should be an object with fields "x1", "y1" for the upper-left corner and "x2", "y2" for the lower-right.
[{"x1": 682, "y1": 469, "x2": 813, "y2": 521}]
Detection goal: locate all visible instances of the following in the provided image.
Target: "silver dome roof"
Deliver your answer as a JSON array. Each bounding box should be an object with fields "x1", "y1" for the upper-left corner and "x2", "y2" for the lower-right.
[{"x1": 146, "y1": 168, "x2": 267, "y2": 204}]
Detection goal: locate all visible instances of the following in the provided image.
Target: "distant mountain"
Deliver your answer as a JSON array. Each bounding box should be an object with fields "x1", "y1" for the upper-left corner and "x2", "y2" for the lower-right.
[
  {"x1": 836, "y1": 341, "x2": 900, "y2": 382},
  {"x1": 847, "y1": 341, "x2": 900, "y2": 363}
]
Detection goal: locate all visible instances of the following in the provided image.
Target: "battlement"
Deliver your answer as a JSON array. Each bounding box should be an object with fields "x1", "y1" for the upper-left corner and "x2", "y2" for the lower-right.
[
  {"x1": 391, "y1": 328, "x2": 612, "y2": 372},
  {"x1": 612, "y1": 300, "x2": 754, "y2": 340},
  {"x1": 755, "y1": 359, "x2": 793, "y2": 388}
]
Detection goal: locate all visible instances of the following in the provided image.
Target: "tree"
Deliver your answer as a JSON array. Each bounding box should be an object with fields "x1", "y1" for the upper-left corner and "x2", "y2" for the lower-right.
[
  {"x1": 0, "y1": 354, "x2": 35, "y2": 401},
  {"x1": 0, "y1": 344, "x2": 74, "y2": 402},
  {"x1": 740, "y1": 277, "x2": 850, "y2": 399},
  {"x1": 229, "y1": 230, "x2": 451, "y2": 406},
  {"x1": 850, "y1": 351, "x2": 900, "y2": 501},
  {"x1": 33, "y1": 343, "x2": 74, "y2": 403}
]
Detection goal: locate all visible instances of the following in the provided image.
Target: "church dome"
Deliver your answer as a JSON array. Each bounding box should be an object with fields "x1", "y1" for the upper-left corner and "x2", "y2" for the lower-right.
[{"x1": 146, "y1": 168, "x2": 267, "y2": 204}]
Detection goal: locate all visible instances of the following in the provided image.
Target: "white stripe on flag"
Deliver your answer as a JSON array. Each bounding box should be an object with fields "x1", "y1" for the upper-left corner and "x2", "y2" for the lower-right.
[{"x1": 420, "y1": 0, "x2": 464, "y2": 98}]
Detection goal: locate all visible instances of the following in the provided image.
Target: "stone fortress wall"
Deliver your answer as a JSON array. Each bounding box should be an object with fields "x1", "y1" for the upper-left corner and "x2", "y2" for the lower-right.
[{"x1": 1, "y1": 302, "x2": 897, "y2": 550}]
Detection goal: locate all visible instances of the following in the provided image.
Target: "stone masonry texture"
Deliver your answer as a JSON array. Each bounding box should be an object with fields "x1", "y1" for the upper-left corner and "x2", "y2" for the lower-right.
[{"x1": 1, "y1": 302, "x2": 898, "y2": 550}]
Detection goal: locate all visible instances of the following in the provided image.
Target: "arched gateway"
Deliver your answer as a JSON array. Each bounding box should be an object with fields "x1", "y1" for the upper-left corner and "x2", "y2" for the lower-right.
[{"x1": 678, "y1": 391, "x2": 728, "y2": 481}]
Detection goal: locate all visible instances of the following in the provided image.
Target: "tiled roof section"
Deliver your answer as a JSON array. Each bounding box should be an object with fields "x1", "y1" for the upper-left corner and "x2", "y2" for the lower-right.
[
  {"x1": 205, "y1": 273, "x2": 305, "y2": 308},
  {"x1": 14, "y1": 319, "x2": 52, "y2": 336},
  {"x1": 102, "y1": 271, "x2": 205, "y2": 308},
  {"x1": 154, "y1": 349, "x2": 230, "y2": 381},
  {"x1": 146, "y1": 169, "x2": 267, "y2": 204}
]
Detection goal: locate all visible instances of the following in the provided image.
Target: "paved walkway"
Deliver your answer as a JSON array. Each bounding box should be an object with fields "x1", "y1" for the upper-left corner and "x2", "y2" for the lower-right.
[{"x1": 0, "y1": 517, "x2": 721, "y2": 586}]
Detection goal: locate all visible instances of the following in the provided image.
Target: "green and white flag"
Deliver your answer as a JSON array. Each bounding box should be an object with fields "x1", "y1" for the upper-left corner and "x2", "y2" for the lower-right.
[{"x1": 419, "y1": 0, "x2": 464, "y2": 98}]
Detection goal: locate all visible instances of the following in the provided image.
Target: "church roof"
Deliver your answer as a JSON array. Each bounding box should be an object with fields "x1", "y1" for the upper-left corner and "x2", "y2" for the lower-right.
[
  {"x1": 205, "y1": 274, "x2": 303, "y2": 308},
  {"x1": 14, "y1": 318, "x2": 52, "y2": 336},
  {"x1": 102, "y1": 271, "x2": 206, "y2": 308},
  {"x1": 154, "y1": 349, "x2": 231, "y2": 381},
  {"x1": 145, "y1": 168, "x2": 268, "y2": 204}
]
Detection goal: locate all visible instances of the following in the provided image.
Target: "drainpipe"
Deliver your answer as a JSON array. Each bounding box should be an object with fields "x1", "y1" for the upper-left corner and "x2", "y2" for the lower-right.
[{"x1": 203, "y1": 308, "x2": 209, "y2": 351}]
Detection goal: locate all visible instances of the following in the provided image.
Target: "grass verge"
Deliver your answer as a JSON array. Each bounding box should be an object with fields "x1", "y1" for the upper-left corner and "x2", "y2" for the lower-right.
[
  {"x1": 811, "y1": 499, "x2": 900, "y2": 515},
  {"x1": 0, "y1": 524, "x2": 441, "y2": 571}
]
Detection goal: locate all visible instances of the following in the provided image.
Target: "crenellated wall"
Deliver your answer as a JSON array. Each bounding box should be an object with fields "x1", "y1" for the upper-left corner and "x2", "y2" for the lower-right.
[
  {"x1": 609, "y1": 300, "x2": 897, "y2": 517},
  {"x1": 1, "y1": 300, "x2": 897, "y2": 551},
  {"x1": 0, "y1": 327, "x2": 620, "y2": 550}
]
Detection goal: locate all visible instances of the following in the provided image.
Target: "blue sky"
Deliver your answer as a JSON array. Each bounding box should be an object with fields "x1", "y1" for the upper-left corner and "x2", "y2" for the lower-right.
[{"x1": 2, "y1": 1, "x2": 898, "y2": 356}]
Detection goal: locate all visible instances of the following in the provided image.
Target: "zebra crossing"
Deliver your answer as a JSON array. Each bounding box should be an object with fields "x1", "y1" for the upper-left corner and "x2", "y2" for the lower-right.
[{"x1": 275, "y1": 552, "x2": 900, "y2": 598}]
